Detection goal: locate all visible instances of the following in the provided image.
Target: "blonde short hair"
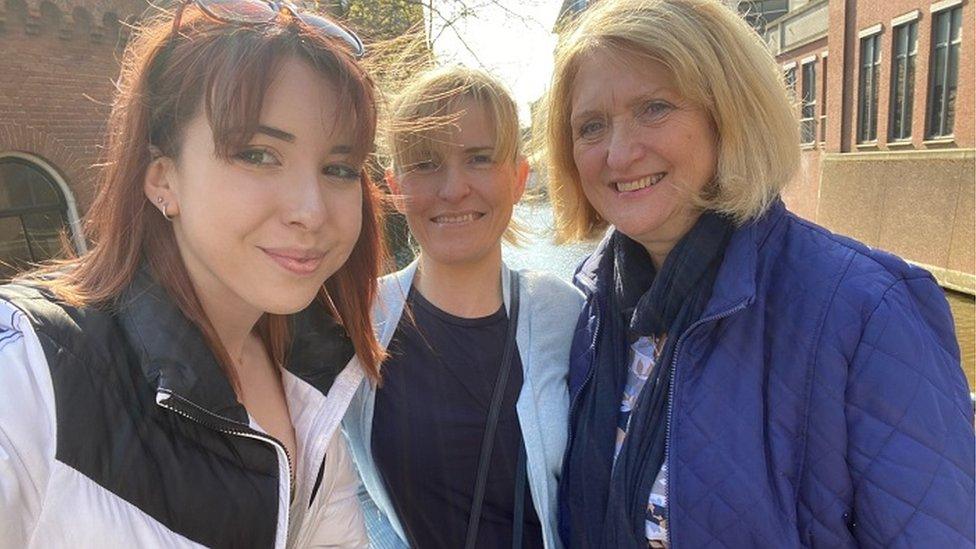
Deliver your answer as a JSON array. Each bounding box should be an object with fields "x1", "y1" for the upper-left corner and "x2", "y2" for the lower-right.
[
  {"x1": 387, "y1": 65, "x2": 526, "y2": 244},
  {"x1": 543, "y1": 0, "x2": 800, "y2": 242},
  {"x1": 388, "y1": 65, "x2": 521, "y2": 173}
]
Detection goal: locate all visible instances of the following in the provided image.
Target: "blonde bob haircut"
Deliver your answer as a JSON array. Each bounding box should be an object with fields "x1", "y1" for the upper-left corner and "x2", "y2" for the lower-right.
[
  {"x1": 544, "y1": 0, "x2": 800, "y2": 242},
  {"x1": 387, "y1": 64, "x2": 526, "y2": 244}
]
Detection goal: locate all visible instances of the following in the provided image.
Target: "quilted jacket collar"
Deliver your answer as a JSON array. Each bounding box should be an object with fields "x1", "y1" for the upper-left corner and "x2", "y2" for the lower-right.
[
  {"x1": 116, "y1": 266, "x2": 354, "y2": 425},
  {"x1": 574, "y1": 200, "x2": 789, "y2": 316}
]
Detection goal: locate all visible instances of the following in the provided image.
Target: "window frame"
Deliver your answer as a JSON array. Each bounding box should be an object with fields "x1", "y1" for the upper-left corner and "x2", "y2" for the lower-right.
[
  {"x1": 819, "y1": 52, "x2": 828, "y2": 144},
  {"x1": 926, "y1": 5, "x2": 963, "y2": 138},
  {"x1": 857, "y1": 31, "x2": 882, "y2": 143},
  {"x1": 0, "y1": 154, "x2": 84, "y2": 280},
  {"x1": 783, "y1": 61, "x2": 797, "y2": 101},
  {"x1": 889, "y1": 19, "x2": 918, "y2": 141},
  {"x1": 799, "y1": 57, "x2": 818, "y2": 145}
]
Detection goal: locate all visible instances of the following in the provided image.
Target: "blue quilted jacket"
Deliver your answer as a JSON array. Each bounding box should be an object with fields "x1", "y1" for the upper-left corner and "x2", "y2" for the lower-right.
[{"x1": 560, "y1": 201, "x2": 975, "y2": 548}]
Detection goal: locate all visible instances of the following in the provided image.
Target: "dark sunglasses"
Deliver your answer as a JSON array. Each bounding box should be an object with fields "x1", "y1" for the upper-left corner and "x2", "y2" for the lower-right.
[{"x1": 172, "y1": 0, "x2": 365, "y2": 58}]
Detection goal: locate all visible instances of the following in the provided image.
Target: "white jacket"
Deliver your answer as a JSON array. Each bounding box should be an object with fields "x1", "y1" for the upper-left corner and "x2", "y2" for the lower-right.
[{"x1": 0, "y1": 275, "x2": 369, "y2": 548}]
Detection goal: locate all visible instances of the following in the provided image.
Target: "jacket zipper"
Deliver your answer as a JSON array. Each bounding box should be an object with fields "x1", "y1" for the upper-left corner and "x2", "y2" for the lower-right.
[
  {"x1": 664, "y1": 300, "x2": 748, "y2": 548},
  {"x1": 566, "y1": 295, "x2": 603, "y2": 452},
  {"x1": 558, "y1": 294, "x2": 602, "y2": 541},
  {"x1": 155, "y1": 389, "x2": 294, "y2": 547}
]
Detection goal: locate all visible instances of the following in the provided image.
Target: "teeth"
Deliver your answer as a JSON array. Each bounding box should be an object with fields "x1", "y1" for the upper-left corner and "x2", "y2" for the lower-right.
[
  {"x1": 615, "y1": 173, "x2": 665, "y2": 192},
  {"x1": 433, "y1": 213, "x2": 478, "y2": 224}
]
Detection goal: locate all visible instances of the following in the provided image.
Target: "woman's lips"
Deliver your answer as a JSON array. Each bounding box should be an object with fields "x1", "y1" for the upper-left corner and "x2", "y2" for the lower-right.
[{"x1": 260, "y1": 247, "x2": 325, "y2": 275}]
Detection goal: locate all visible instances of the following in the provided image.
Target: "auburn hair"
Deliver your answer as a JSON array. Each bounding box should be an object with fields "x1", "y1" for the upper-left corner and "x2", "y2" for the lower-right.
[{"x1": 22, "y1": 7, "x2": 385, "y2": 384}]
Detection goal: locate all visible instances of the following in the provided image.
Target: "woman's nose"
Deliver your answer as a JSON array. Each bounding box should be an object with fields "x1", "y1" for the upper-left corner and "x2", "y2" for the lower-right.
[
  {"x1": 605, "y1": 121, "x2": 645, "y2": 173},
  {"x1": 436, "y1": 163, "x2": 472, "y2": 203},
  {"x1": 282, "y1": 169, "x2": 327, "y2": 231}
]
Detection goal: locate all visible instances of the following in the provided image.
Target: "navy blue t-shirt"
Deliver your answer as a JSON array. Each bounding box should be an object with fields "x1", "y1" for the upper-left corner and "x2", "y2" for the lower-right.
[{"x1": 371, "y1": 287, "x2": 543, "y2": 549}]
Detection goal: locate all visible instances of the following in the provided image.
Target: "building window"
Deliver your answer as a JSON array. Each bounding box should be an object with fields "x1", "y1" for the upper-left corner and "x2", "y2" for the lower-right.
[
  {"x1": 858, "y1": 32, "x2": 881, "y2": 142},
  {"x1": 0, "y1": 158, "x2": 75, "y2": 280},
  {"x1": 927, "y1": 6, "x2": 962, "y2": 138},
  {"x1": 820, "y1": 55, "x2": 828, "y2": 143},
  {"x1": 889, "y1": 20, "x2": 918, "y2": 141},
  {"x1": 800, "y1": 59, "x2": 817, "y2": 144},
  {"x1": 784, "y1": 65, "x2": 797, "y2": 101}
]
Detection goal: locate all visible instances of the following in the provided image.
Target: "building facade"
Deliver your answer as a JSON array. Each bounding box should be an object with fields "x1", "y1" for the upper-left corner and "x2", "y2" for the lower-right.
[
  {"x1": 766, "y1": 0, "x2": 975, "y2": 387},
  {"x1": 0, "y1": 0, "x2": 148, "y2": 278}
]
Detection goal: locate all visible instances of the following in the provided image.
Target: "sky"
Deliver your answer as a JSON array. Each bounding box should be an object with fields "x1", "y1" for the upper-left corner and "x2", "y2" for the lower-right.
[{"x1": 424, "y1": 0, "x2": 565, "y2": 125}]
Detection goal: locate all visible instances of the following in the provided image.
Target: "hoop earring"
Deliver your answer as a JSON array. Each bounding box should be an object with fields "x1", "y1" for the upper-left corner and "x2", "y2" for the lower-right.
[{"x1": 156, "y1": 196, "x2": 175, "y2": 221}]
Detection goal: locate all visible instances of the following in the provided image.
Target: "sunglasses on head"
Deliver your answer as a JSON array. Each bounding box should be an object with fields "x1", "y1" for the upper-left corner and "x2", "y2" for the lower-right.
[{"x1": 172, "y1": 0, "x2": 365, "y2": 58}]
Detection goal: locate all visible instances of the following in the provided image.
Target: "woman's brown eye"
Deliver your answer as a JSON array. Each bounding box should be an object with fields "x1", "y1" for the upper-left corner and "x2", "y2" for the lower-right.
[{"x1": 235, "y1": 149, "x2": 279, "y2": 166}]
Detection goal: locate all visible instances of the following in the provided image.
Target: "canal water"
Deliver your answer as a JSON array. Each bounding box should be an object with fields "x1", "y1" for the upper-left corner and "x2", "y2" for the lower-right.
[
  {"x1": 502, "y1": 200, "x2": 598, "y2": 281},
  {"x1": 502, "y1": 200, "x2": 975, "y2": 391}
]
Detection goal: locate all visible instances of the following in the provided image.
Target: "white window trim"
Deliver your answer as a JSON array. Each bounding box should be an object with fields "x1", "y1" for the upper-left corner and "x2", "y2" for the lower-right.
[
  {"x1": 930, "y1": 0, "x2": 962, "y2": 13},
  {"x1": 0, "y1": 152, "x2": 87, "y2": 254},
  {"x1": 892, "y1": 10, "x2": 920, "y2": 27},
  {"x1": 801, "y1": 54, "x2": 817, "y2": 65},
  {"x1": 858, "y1": 24, "x2": 883, "y2": 38},
  {"x1": 782, "y1": 61, "x2": 797, "y2": 71},
  {"x1": 821, "y1": 50, "x2": 829, "y2": 58}
]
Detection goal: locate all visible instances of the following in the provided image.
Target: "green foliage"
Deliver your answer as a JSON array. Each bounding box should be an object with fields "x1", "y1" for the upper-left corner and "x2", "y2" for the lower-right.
[{"x1": 334, "y1": 0, "x2": 425, "y2": 41}]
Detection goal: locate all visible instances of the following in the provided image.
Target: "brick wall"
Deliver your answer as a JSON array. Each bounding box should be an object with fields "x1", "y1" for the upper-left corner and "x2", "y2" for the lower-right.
[
  {"x1": 0, "y1": 0, "x2": 148, "y2": 214},
  {"x1": 845, "y1": 0, "x2": 975, "y2": 151},
  {"x1": 776, "y1": 36, "x2": 828, "y2": 221}
]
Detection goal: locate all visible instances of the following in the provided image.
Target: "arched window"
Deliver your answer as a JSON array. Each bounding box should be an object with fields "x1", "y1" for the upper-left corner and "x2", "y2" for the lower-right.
[{"x1": 0, "y1": 156, "x2": 80, "y2": 280}]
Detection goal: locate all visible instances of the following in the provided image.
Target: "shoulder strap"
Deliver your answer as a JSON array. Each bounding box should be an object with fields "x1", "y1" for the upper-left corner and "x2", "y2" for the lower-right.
[
  {"x1": 464, "y1": 270, "x2": 520, "y2": 549},
  {"x1": 511, "y1": 442, "x2": 528, "y2": 549}
]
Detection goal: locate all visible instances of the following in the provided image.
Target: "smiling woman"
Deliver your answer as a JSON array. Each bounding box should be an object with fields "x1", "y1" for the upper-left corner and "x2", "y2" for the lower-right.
[
  {"x1": 543, "y1": 1, "x2": 974, "y2": 547},
  {"x1": 343, "y1": 65, "x2": 584, "y2": 549},
  {"x1": 0, "y1": 2, "x2": 385, "y2": 547}
]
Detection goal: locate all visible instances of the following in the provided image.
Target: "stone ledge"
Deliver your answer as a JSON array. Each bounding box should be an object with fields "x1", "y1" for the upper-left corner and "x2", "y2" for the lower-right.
[
  {"x1": 824, "y1": 148, "x2": 976, "y2": 162},
  {"x1": 910, "y1": 261, "x2": 976, "y2": 296}
]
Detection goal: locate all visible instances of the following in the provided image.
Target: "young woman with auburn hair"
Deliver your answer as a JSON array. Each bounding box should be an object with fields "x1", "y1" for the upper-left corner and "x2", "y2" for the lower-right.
[{"x1": 0, "y1": 1, "x2": 384, "y2": 546}]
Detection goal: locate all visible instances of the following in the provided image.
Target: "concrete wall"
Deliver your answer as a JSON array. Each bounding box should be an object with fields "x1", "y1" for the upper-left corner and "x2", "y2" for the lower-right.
[{"x1": 818, "y1": 149, "x2": 975, "y2": 289}]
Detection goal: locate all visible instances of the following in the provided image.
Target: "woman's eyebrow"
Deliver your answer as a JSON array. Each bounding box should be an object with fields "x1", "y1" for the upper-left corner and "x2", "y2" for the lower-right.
[
  {"x1": 255, "y1": 125, "x2": 351, "y2": 155},
  {"x1": 255, "y1": 125, "x2": 295, "y2": 143},
  {"x1": 570, "y1": 109, "x2": 600, "y2": 127}
]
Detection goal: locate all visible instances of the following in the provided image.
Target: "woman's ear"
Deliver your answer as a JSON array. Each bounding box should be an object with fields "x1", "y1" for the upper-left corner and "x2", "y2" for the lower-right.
[
  {"x1": 385, "y1": 168, "x2": 407, "y2": 214},
  {"x1": 143, "y1": 152, "x2": 180, "y2": 220},
  {"x1": 512, "y1": 157, "x2": 530, "y2": 203}
]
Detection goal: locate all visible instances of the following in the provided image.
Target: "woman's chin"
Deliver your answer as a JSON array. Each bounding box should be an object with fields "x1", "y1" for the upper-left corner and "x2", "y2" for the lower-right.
[{"x1": 252, "y1": 291, "x2": 322, "y2": 316}]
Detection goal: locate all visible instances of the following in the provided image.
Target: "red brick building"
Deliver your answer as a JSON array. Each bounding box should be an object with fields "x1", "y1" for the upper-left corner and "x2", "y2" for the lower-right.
[
  {"x1": 766, "y1": 0, "x2": 975, "y2": 385},
  {"x1": 0, "y1": 0, "x2": 147, "y2": 278}
]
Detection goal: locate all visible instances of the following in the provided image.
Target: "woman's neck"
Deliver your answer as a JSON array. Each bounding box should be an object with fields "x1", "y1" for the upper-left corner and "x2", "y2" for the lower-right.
[
  {"x1": 195, "y1": 287, "x2": 263, "y2": 372},
  {"x1": 413, "y1": 248, "x2": 504, "y2": 318}
]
